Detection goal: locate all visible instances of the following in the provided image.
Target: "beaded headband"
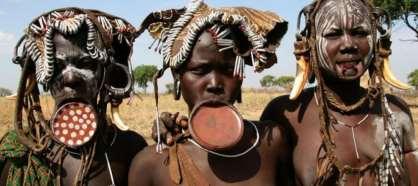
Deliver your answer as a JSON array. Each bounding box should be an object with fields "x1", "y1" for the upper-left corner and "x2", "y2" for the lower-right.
[{"x1": 22, "y1": 7, "x2": 137, "y2": 84}]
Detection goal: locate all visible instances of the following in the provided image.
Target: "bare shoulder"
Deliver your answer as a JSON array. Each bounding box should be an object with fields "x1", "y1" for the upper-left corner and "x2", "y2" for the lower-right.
[
  {"x1": 385, "y1": 94, "x2": 413, "y2": 117},
  {"x1": 128, "y1": 145, "x2": 168, "y2": 185},
  {"x1": 260, "y1": 87, "x2": 314, "y2": 122},
  {"x1": 385, "y1": 94, "x2": 414, "y2": 129}
]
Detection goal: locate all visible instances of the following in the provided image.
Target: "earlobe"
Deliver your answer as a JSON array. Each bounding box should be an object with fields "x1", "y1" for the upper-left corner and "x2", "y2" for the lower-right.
[
  {"x1": 174, "y1": 76, "x2": 181, "y2": 100},
  {"x1": 236, "y1": 87, "x2": 242, "y2": 103}
]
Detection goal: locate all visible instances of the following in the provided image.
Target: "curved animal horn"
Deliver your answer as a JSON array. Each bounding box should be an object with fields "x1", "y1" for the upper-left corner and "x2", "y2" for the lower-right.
[
  {"x1": 110, "y1": 105, "x2": 129, "y2": 131},
  {"x1": 289, "y1": 56, "x2": 310, "y2": 100},
  {"x1": 382, "y1": 58, "x2": 411, "y2": 90}
]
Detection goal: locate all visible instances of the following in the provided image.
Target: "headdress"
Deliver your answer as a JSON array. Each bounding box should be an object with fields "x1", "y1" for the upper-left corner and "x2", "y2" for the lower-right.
[
  {"x1": 137, "y1": 0, "x2": 287, "y2": 152},
  {"x1": 288, "y1": 0, "x2": 408, "y2": 185},
  {"x1": 11, "y1": 7, "x2": 138, "y2": 185},
  {"x1": 138, "y1": 0, "x2": 287, "y2": 75}
]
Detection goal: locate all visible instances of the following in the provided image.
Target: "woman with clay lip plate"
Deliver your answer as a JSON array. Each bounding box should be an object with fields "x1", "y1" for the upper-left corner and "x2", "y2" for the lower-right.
[
  {"x1": 0, "y1": 8, "x2": 147, "y2": 186},
  {"x1": 129, "y1": 0, "x2": 292, "y2": 185}
]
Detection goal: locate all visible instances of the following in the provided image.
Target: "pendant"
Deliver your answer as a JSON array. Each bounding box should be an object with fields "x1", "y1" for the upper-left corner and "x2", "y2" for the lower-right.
[{"x1": 351, "y1": 127, "x2": 360, "y2": 160}]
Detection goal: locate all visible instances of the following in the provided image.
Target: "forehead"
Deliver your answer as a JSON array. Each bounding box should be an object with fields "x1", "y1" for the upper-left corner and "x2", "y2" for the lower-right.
[
  {"x1": 187, "y1": 31, "x2": 235, "y2": 66},
  {"x1": 53, "y1": 32, "x2": 88, "y2": 58},
  {"x1": 315, "y1": 0, "x2": 370, "y2": 28}
]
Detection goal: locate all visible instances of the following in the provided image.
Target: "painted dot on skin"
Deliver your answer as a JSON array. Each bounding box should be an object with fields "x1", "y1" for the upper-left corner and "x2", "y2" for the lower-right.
[
  {"x1": 68, "y1": 123, "x2": 74, "y2": 129},
  {"x1": 88, "y1": 130, "x2": 94, "y2": 136},
  {"x1": 69, "y1": 110, "x2": 75, "y2": 116},
  {"x1": 82, "y1": 114, "x2": 88, "y2": 119},
  {"x1": 85, "y1": 107, "x2": 91, "y2": 113},
  {"x1": 82, "y1": 124, "x2": 88, "y2": 129},
  {"x1": 72, "y1": 116, "x2": 78, "y2": 122},
  {"x1": 54, "y1": 130, "x2": 60, "y2": 136},
  {"x1": 60, "y1": 137, "x2": 66, "y2": 143},
  {"x1": 68, "y1": 139, "x2": 74, "y2": 146},
  {"x1": 70, "y1": 105, "x2": 75, "y2": 109},
  {"x1": 83, "y1": 136, "x2": 90, "y2": 142},
  {"x1": 86, "y1": 120, "x2": 91, "y2": 124},
  {"x1": 79, "y1": 118, "x2": 84, "y2": 123},
  {"x1": 79, "y1": 130, "x2": 85, "y2": 136},
  {"x1": 61, "y1": 123, "x2": 67, "y2": 128},
  {"x1": 54, "y1": 122, "x2": 60, "y2": 128},
  {"x1": 70, "y1": 132, "x2": 77, "y2": 138},
  {"x1": 92, "y1": 122, "x2": 97, "y2": 129},
  {"x1": 90, "y1": 113, "x2": 95, "y2": 119},
  {"x1": 62, "y1": 129, "x2": 68, "y2": 135},
  {"x1": 75, "y1": 124, "x2": 80, "y2": 130},
  {"x1": 63, "y1": 115, "x2": 69, "y2": 121},
  {"x1": 76, "y1": 140, "x2": 82, "y2": 145},
  {"x1": 76, "y1": 109, "x2": 82, "y2": 115}
]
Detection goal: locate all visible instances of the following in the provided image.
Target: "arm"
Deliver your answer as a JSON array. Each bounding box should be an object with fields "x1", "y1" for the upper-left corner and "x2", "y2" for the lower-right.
[
  {"x1": 259, "y1": 96, "x2": 297, "y2": 186},
  {"x1": 387, "y1": 95, "x2": 418, "y2": 185},
  {"x1": 401, "y1": 113, "x2": 418, "y2": 185}
]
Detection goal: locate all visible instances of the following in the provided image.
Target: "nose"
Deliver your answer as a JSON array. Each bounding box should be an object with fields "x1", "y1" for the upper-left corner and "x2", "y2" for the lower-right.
[
  {"x1": 206, "y1": 72, "x2": 225, "y2": 95},
  {"x1": 62, "y1": 66, "x2": 82, "y2": 87},
  {"x1": 339, "y1": 34, "x2": 358, "y2": 54}
]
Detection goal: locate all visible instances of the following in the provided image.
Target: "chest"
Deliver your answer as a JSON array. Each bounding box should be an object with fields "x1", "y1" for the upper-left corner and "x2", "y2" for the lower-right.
[
  {"x1": 289, "y1": 108, "x2": 404, "y2": 185},
  {"x1": 61, "y1": 150, "x2": 129, "y2": 186},
  {"x1": 154, "y1": 140, "x2": 281, "y2": 186}
]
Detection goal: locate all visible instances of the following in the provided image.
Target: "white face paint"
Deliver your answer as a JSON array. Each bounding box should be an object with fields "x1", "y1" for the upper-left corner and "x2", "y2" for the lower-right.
[
  {"x1": 49, "y1": 33, "x2": 103, "y2": 106},
  {"x1": 315, "y1": 0, "x2": 374, "y2": 79}
]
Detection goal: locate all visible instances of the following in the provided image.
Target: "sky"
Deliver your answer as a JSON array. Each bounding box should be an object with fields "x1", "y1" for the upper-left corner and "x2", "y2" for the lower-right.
[{"x1": 0, "y1": 0, "x2": 417, "y2": 92}]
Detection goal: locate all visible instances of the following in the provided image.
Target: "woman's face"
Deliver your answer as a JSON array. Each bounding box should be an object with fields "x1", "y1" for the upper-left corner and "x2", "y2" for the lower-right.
[
  {"x1": 180, "y1": 31, "x2": 242, "y2": 111},
  {"x1": 315, "y1": 0, "x2": 374, "y2": 81},
  {"x1": 49, "y1": 32, "x2": 103, "y2": 107}
]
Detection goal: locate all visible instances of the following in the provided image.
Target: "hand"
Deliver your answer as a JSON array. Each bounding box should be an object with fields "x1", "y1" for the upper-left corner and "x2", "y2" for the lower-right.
[{"x1": 151, "y1": 112, "x2": 188, "y2": 146}]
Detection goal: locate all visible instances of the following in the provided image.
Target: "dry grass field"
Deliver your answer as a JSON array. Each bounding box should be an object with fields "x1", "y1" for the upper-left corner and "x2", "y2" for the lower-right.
[{"x1": 0, "y1": 91, "x2": 417, "y2": 143}]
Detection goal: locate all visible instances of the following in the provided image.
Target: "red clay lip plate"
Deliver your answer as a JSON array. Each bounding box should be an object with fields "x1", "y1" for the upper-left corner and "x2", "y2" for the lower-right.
[
  {"x1": 189, "y1": 100, "x2": 244, "y2": 151},
  {"x1": 50, "y1": 102, "x2": 98, "y2": 148}
]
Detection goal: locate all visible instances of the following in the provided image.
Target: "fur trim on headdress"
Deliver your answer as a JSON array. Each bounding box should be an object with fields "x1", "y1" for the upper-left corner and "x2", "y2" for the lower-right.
[{"x1": 141, "y1": 0, "x2": 287, "y2": 75}]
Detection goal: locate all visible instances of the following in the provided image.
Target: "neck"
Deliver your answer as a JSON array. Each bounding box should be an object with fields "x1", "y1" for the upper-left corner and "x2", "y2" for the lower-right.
[{"x1": 322, "y1": 76, "x2": 366, "y2": 105}]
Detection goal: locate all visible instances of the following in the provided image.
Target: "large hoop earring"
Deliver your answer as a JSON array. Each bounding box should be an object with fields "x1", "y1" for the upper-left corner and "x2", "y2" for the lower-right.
[{"x1": 104, "y1": 60, "x2": 133, "y2": 98}]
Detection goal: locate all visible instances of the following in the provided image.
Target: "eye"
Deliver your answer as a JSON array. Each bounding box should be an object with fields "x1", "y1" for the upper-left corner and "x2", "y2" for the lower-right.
[
  {"x1": 189, "y1": 64, "x2": 209, "y2": 75},
  {"x1": 323, "y1": 30, "x2": 343, "y2": 39},
  {"x1": 77, "y1": 57, "x2": 98, "y2": 70},
  {"x1": 351, "y1": 29, "x2": 370, "y2": 37}
]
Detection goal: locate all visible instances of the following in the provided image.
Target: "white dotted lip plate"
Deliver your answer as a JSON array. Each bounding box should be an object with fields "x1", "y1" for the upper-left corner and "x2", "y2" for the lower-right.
[{"x1": 51, "y1": 102, "x2": 98, "y2": 148}]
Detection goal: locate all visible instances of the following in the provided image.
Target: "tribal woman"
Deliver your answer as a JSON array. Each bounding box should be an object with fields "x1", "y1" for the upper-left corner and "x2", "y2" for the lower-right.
[
  {"x1": 0, "y1": 7, "x2": 147, "y2": 185},
  {"x1": 261, "y1": 0, "x2": 418, "y2": 185},
  {"x1": 129, "y1": 0, "x2": 291, "y2": 185}
]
